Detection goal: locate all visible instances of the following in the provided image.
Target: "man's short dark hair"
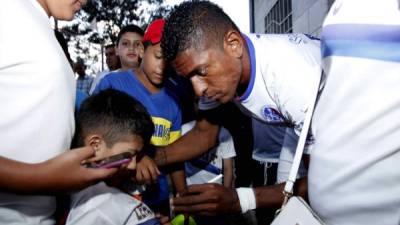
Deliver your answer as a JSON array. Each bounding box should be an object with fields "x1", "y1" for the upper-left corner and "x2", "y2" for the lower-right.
[
  {"x1": 161, "y1": 0, "x2": 239, "y2": 62},
  {"x1": 116, "y1": 24, "x2": 144, "y2": 45},
  {"x1": 73, "y1": 89, "x2": 154, "y2": 148}
]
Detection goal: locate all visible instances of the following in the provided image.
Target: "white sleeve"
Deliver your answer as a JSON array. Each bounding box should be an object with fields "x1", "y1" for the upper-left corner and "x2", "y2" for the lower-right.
[{"x1": 217, "y1": 127, "x2": 236, "y2": 159}]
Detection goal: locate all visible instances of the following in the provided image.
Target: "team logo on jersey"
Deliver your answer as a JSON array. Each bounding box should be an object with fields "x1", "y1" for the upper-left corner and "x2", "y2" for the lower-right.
[
  {"x1": 261, "y1": 106, "x2": 284, "y2": 123},
  {"x1": 288, "y1": 34, "x2": 307, "y2": 45}
]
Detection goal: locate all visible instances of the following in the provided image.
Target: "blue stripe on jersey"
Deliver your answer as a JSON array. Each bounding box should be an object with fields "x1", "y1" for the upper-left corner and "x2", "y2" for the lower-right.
[
  {"x1": 238, "y1": 34, "x2": 257, "y2": 101},
  {"x1": 322, "y1": 24, "x2": 400, "y2": 62},
  {"x1": 185, "y1": 159, "x2": 222, "y2": 176}
]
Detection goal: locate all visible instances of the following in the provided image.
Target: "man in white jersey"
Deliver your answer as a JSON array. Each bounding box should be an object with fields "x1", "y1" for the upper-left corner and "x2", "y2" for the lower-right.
[
  {"x1": 309, "y1": 0, "x2": 400, "y2": 224},
  {"x1": 148, "y1": 1, "x2": 321, "y2": 216},
  {"x1": 0, "y1": 0, "x2": 118, "y2": 224}
]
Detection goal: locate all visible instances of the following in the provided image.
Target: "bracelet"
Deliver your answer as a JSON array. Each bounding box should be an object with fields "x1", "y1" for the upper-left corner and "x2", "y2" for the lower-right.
[{"x1": 236, "y1": 188, "x2": 256, "y2": 214}]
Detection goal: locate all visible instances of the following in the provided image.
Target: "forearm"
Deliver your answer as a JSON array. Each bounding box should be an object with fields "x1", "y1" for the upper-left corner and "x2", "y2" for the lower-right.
[
  {"x1": 254, "y1": 177, "x2": 308, "y2": 209},
  {"x1": 170, "y1": 167, "x2": 187, "y2": 194},
  {"x1": 0, "y1": 156, "x2": 51, "y2": 194},
  {"x1": 155, "y1": 120, "x2": 219, "y2": 166},
  {"x1": 0, "y1": 147, "x2": 117, "y2": 195},
  {"x1": 223, "y1": 158, "x2": 234, "y2": 188}
]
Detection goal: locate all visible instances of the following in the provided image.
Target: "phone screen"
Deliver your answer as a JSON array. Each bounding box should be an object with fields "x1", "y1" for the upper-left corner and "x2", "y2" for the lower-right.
[{"x1": 85, "y1": 152, "x2": 134, "y2": 169}]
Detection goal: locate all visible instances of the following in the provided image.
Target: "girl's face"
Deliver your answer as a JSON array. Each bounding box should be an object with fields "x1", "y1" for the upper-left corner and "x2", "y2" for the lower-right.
[{"x1": 116, "y1": 32, "x2": 144, "y2": 70}]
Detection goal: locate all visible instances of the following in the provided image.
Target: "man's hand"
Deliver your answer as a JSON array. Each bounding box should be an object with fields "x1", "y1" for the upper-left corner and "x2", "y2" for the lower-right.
[
  {"x1": 135, "y1": 155, "x2": 160, "y2": 184},
  {"x1": 171, "y1": 183, "x2": 241, "y2": 216}
]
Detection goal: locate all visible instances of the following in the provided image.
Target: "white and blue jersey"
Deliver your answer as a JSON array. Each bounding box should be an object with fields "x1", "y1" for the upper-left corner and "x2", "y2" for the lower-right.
[
  {"x1": 200, "y1": 33, "x2": 321, "y2": 182},
  {"x1": 237, "y1": 33, "x2": 321, "y2": 132},
  {"x1": 310, "y1": 1, "x2": 400, "y2": 224},
  {"x1": 67, "y1": 182, "x2": 161, "y2": 225}
]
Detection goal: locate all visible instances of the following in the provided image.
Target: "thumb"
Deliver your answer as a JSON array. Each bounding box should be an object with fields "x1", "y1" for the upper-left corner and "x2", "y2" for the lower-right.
[{"x1": 71, "y1": 146, "x2": 96, "y2": 162}]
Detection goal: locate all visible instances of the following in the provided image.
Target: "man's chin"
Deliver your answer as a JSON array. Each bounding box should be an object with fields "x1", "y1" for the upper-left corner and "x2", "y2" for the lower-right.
[{"x1": 217, "y1": 95, "x2": 232, "y2": 103}]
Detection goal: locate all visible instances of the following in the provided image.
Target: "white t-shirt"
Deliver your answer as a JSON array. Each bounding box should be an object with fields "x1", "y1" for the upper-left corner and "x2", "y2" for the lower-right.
[
  {"x1": 0, "y1": 0, "x2": 75, "y2": 224},
  {"x1": 182, "y1": 121, "x2": 236, "y2": 185},
  {"x1": 309, "y1": 0, "x2": 400, "y2": 224},
  {"x1": 67, "y1": 182, "x2": 160, "y2": 225},
  {"x1": 199, "y1": 33, "x2": 321, "y2": 182}
]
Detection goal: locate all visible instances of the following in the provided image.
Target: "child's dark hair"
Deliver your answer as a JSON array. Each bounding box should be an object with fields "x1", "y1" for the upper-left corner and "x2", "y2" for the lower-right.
[
  {"x1": 73, "y1": 89, "x2": 154, "y2": 148},
  {"x1": 116, "y1": 24, "x2": 145, "y2": 45},
  {"x1": 161, "y1": 0, "x2": 239, "y2": 62}
]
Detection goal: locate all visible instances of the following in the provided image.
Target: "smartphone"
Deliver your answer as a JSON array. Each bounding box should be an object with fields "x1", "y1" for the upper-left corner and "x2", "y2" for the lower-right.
[{"x1": 85, "y1": 152, "x2": 133, "y2": 169}]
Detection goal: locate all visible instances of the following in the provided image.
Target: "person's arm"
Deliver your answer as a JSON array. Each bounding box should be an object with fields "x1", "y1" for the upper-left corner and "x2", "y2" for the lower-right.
[
  {"x1": 0, "y1": 147, "x2": 118, "y2": 194},
  {"x1": 170, "y1": 167, "x2": 187, "y2": 195},
  {"x1": 222, "y1": 158, "x2": 234, "y2": 188},
  {"x1": 155, "y1": 118, "x2": 220, "y2": 166},
  {"x1": 171, "y1": 177, "x2": 308, "y2": 216}
]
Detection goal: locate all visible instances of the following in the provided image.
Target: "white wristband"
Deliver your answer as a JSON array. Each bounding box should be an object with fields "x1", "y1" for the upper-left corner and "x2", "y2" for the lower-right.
[{"x1": 236, "y1": 188, "x2": 256, "y2": 214}]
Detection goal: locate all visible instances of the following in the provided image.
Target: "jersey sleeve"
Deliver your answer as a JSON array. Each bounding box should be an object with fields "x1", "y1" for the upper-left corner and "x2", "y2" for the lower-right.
[{"x1": 217, "y1": 127, "x2": 236, "y2": 159}]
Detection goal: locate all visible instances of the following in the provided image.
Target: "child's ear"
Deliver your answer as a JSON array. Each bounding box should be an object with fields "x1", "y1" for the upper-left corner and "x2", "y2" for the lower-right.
[
  {"x1": 138, "y1": 42, "x2": 145, "y2": 59},
  {"x1": 85, "y1": 134, "x2": 106, "y2": 152},
  {"x1": 223, "y1": 30, "x2": 244, "y2": 58}
]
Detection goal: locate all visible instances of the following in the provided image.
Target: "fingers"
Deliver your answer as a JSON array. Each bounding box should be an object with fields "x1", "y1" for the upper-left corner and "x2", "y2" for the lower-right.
[
  {"x1": 172, "y1": 184, "x2": 217, "y2": 205},
  {"x1": 136, "y1": 166, "x2": 152, "y2": 184},
  {"x1": 155, "y1": 213, "x2": 171, "y2": 225},
  {"x1": 136, "y1": 157, "x2": 160, "y2": 184},
  {"x1": 173, "y1": 203, "x2": 218, "y2": 216},
  {"x1": 70, "y1": 146, "x2": 96, "y2": 163}
]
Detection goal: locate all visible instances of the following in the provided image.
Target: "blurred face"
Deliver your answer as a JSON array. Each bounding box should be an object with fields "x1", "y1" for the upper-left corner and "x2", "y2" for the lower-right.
[
  {"x1": 36, "y1": 0, "x2": 86, "y2": 21},
  {"x1": 172, "y1": 46, "x2": 242, "y2": 103},
  {"x1": 105, "y1": 46, "x2": 120, "y2": 71},
  {"x1": 73, "y1": 62, "x2": 86, "y2": 76},
  {"x1": 86, "y1": 134, "x2": 144, "y2": 170},
  {"x1": 141, "y1": 43, "x2": 165, "y2": 87},
  {"x1": 116, "y1": 32, "x2": 144, "y2": 70}
]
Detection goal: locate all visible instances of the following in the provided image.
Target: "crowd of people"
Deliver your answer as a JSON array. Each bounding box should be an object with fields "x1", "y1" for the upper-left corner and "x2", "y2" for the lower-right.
[{"x1": 1, "y1": 0, "x2": 399, "y2": 225}]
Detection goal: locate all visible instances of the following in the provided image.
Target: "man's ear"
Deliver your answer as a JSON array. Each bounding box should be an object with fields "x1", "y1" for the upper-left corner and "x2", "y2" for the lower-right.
[{"x1": 223, "y1": 30, "x2": 244, "y2": 58}]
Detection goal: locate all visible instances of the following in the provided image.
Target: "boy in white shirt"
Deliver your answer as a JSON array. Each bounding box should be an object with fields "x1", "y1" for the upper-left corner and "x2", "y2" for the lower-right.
[{"x1": 67, "y1": 89, "x2": 168, "y2": 225}]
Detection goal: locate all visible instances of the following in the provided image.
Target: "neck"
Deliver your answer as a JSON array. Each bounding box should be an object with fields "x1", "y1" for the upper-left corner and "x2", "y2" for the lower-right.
[{"x1": 134, "y1": 68, "x2": 161, "y2": 94}]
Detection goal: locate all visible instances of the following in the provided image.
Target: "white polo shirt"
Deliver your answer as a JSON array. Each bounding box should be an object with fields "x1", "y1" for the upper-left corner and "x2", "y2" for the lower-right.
[
  {"x1": 0, "y1": 0, "x2": 75, "y2": 224},
  {"x1": 310, "y1": 0, "x2": 400, "y2": 224}
]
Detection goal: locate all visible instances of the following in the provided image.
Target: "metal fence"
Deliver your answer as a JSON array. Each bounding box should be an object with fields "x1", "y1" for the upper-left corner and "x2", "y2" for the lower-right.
[{"x1": 264, "y1": 0, "x2": 293, "y2": 34}]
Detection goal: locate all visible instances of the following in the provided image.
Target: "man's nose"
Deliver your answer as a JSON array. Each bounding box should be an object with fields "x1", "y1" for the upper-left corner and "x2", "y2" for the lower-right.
[{"x1": 190, "y1": 76, "x2": 207, "y2": 97}]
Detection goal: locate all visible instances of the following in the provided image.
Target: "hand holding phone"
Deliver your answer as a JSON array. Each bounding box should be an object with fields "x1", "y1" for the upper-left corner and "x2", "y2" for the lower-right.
[{"x1": 85, "y1": 152, "x2": 134, "y2": 169}]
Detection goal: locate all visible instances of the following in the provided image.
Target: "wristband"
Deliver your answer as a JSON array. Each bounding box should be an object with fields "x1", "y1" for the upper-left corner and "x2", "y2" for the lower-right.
[{"x1": 236, "y1": 188, "x2": 256, "y2": 214}]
